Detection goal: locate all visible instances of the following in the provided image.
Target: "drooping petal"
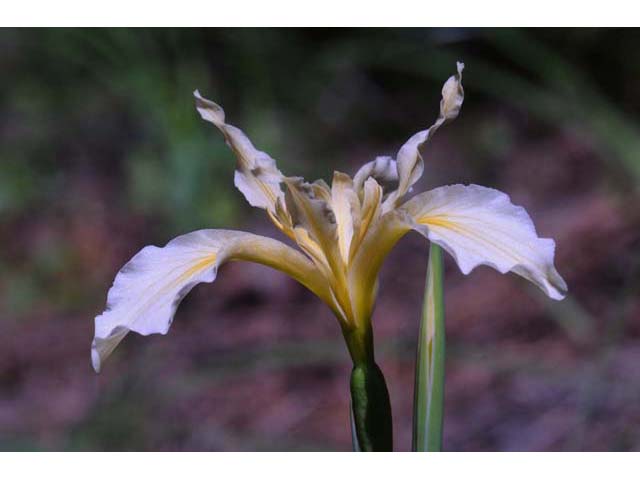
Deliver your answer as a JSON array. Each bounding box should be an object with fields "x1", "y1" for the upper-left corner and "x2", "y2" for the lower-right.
[
  {"x1": 387, "y1": 62, "x2": 465, "y2": 208},
  {"x1": 92, "y1": 229, "x2": 329, "y2": 372},
  {"x1": 194, "y1": 90, "x2": 284, "y2": 212},
  {"x1": 400, "y1": 184, "x2": 568, "y2": 300}
]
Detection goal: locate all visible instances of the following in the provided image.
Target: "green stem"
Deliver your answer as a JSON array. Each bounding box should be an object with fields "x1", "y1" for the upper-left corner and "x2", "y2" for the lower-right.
[
  {"x1": 349, "y1": 399, "x2": 362, "y2": 452},
  {"x1": 343, "y1": 324, "x2": 393, "y2": 452},
  {"x1": 413, "y1": 243, "x2": 446, "y2": 451}
]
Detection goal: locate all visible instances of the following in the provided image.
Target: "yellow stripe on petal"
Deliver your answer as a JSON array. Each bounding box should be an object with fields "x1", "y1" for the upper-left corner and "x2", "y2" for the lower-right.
[
  {"x1": 348, "y1": 211, "x2": 412, "y2": 324},
  {"x1": 349, "y1": 177, "x2": 383, "y2": 262},
  {"x1": 401, "y1": 184, "x2": 568, "y2": 300},
  {"x1": 92, "y1": 229, "x2": 330, "y2": 372}
]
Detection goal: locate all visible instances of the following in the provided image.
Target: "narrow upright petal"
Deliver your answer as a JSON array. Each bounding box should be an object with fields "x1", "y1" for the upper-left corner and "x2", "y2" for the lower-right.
[
  {"x1": 92, "y1": 229, "x2": 329, "y2": 372},
  {"x1": 401, "y1": 184, "x2": 568, "y2": 300},
  {"x1": 349, "y1": 177, "x2": 383, "y2": 261},
  {"x1": 194, "y1": 90, "x2": 284, "y2": 212},
  {"x1": 348, "y1": 209, "x2": 411, "y2": 323},
  {"x1": 283, "y1": 177, "x2": 339, "y2": 268},
  {"x1": 331, "y1": 172, "x2": 361, "y2": 264},
  {"x1": 388, "y1": 62, "x2": 465, "y2": 208}
]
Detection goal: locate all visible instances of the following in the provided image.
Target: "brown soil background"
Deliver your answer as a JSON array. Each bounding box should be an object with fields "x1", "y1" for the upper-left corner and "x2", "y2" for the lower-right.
[{"x1": 1, "y1": 28, "x2": 639, "y2": 451}]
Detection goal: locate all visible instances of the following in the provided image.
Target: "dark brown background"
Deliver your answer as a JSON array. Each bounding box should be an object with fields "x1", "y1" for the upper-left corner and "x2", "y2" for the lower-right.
[{"x1": 1, "y1": 28, "x2": 639, "y2": 451}]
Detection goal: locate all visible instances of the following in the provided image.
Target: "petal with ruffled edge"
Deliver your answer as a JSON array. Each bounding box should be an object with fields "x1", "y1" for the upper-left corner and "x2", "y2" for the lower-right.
[
  {"x1": 385, "y1": 62, "x2": 465, "y2": 209},
  {"x1": 353, "y1": 156, "x2": 398, "y2": 197},
  {"x1": 194, "y1": 91, "x2": 284, "y2": 212},
  {"x1": 92, "y1": 229, "x2": 329, "y2": 372},
  {"x1": 400, "y1": 184, "x2": 567, "y2": 300}
]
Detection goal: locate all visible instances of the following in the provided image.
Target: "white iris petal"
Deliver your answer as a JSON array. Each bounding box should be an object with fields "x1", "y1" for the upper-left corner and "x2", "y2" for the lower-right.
[
  {"x1": 93, "y1": 63, "x2": 567, "y2": 373},
  {"x1": 401, "y1": 184, "x2": 567, "y2": 300},
  {"x1": 92, "y1": 229, "x2": 326, "y2": 372}
]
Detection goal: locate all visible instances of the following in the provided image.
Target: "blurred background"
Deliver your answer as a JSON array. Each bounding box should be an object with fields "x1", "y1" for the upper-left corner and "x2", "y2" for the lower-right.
[{"x1": 1, "y1": 28, "x2": 639, "y2": 451}]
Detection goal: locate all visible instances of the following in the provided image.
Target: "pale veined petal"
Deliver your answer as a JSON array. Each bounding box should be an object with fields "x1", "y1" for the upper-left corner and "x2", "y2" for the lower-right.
[
  {"x1": 311, "y1": 178, "x2": 333, "y2": 204},
  {"x1": 288, "y1": 224, "x2": 349, "y2": 323},
  {"x1": 291, "y1": 226, "x2": 332, "y2": 280},
  {"x1": 387, "y1": 62, "x2": 465, "y2": 209},
  {"x1": 353, "y1": 156, "x2": 398, "y2": 197},
  {"x1": 439, "y1": 61, "x2": 465, "y2": 122},
  {"x1": 92, "y1": 229, "x2": 330, "y2": 372},
  {"x1": 194, "y1": 90, "x2": 284, "y2": 212},
  {"x1": 283, "y1": 177, "x2": 359, "y2": 323},
  {"x1": 347, "y1": 209, "x2": 412, "y2": 323},
  {"x1": 400, "y1": 184, "x2": 568, "y2": 300},
  {"x1": 283, "y1": 177, "x2": 338, "y2": 265},
  {"x1": 348, "y1": 177, "x2": 383, "y2": 262},
  {"x1": 331, "y1": 171, "x2": 361, "y2": 264}
]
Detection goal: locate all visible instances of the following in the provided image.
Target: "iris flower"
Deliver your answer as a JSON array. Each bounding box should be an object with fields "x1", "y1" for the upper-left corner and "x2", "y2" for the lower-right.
[{"x1": 92, "y1": 63, "x2": 566, "y2": 450}]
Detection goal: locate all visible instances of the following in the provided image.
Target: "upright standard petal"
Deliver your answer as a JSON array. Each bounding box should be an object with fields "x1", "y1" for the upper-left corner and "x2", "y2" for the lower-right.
[
  {"x1": 283, "y1": 177, "x2": 339, "y2": 268},
  {"x1": 349, "y1": 177, "x2": 383, "y2": 262},
  {"x1": 194, "y1": 90, "x2": 284, "y2": 212},
  {"x1": 347, "y1": 209, "x2": 411, "y2": 324},
  {"x1": 331, "y1": 171, "x2": 361, "y2": 264},
  {"x1": 400, "y1": 184, "x2": 568, "y2": 300},
  {"x1": 92, "y1": 229, "x2": 329, "y2": 372},
  {"x1": 388, "y1": 62, "x2": 465, "y2": 209}
]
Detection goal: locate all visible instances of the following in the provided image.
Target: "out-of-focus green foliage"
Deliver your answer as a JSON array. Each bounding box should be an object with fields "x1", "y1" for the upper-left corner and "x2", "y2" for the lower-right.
[
  {"x1": 2, "y1": 29, "x2": 638, "y2": 228},
  {"x1": 1, "y1": 28, "x2": 639, "y2": 451}
]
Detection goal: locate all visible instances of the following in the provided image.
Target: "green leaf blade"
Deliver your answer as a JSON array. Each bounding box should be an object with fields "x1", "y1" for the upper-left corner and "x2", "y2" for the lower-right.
[{"x1": 413, "y1": 243, "x2": 446, "y2": 451}]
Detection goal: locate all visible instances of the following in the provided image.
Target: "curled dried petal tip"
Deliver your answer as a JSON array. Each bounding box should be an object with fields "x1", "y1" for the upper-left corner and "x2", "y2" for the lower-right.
[
  {"x1": 440, "y1": 62, "x2": 465, "y2": 122},
  {"x1": 193, "y1": 89, "x2": 225, "y2": 125}
]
